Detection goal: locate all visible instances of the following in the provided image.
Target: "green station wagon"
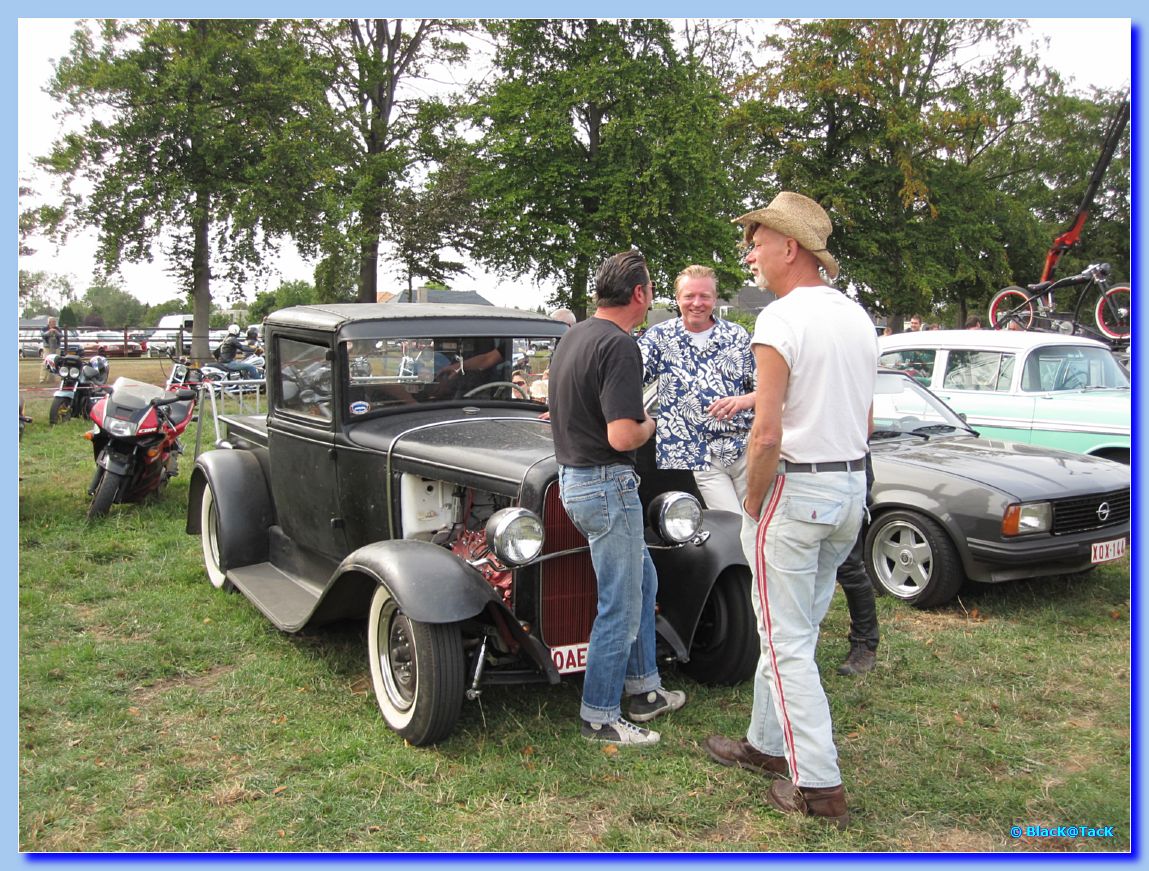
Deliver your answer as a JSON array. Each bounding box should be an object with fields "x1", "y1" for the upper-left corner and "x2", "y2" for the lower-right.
[{"x1": 878, "y1": 330, "x2": 1130, "y2": 464}]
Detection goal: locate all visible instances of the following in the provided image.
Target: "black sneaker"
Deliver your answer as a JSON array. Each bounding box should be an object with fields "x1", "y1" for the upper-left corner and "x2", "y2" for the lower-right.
[
  {"x1": 627, "y1": 687, "x2": 687, "y2": 723},
  {"x1": 581, "y1": 718, "x2": 660, "y2": 746}
]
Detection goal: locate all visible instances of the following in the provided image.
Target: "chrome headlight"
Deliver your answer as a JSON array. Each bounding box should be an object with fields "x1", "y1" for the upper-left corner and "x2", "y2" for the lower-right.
[
  {"x1": 105, "y1": 418, "x2": 136, "y2": 438},
  {"x1": 485, "y1": 507, "x2": 545, "y2": 566},
  {"x1": 1002, "y1": 502, "x2": 1052, "y2": 536},
  {"x1": 67, "y1": 366, "x2": 82, "y2": 378},
  {"x1": 648, "y1": 492, "x2": 703, "y2": 544}
]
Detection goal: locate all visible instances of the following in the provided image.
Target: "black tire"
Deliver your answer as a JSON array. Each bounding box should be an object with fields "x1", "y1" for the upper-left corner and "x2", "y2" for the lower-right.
[
  {"x1": 1095, "y1": 285, "x2": 1131, "y2": 340},
  {"x1": 199, "y1": 485, "x2": 234, "y2": 591},
  {"x1": 367, "y1": 584, "x2": 464, "y2": 745},
  {"x1": 864, "y1": 510, "x2": 963, "y2": 609},
  {"x1": 87, "y1": 470, "x2": 123, "y2": 520},
  {"x1": 48, "y1": 396, "x2": 72, "y2": 425},
  {"x1": 987, "y1": 286, "x2": 1035, "y2": 330},
  {"x1": 682, "y1": 567, "x2": 759, "y2": 685}
]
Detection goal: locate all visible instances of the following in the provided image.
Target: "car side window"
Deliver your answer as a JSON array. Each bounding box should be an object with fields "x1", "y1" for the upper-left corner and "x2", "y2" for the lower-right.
[
  {"x1": 943, "y1": 350, "x2": 1012, "y2": 391},
  {"x1": 878, "y1": 349, "x2": 935, "y2": 385},
  {"x1": 276, "y1": 337, "x2": 333, "y2": 422}
]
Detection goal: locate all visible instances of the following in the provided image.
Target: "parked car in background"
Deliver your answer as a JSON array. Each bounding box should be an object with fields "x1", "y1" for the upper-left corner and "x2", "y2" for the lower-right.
[
  {"x1": 187, "y1": 304, "x2": 759, "y2": 746},
  {"x1": 644, "y1": 370, "x2": 1131, "y2": 609},
  {"x1": 81, "y1": 333, "x2": 144, "y2": 357},
  {"x1": 878, "y1": 330, "x2": 1130, "y2": 463},
  {"x1": 865, "y1": 370, "x2": 1129, "y2": 607}
]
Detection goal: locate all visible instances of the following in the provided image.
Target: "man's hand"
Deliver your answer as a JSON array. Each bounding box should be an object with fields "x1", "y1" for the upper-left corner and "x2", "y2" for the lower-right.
[{"x1": 707, "y1": 393, "x2": 754, "y2": 422}]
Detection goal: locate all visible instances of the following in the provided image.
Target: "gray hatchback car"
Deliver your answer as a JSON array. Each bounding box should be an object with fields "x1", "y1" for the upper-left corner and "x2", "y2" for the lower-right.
[{"x1": 864, "y1": 370, "x2": 1130, "y2": 607}]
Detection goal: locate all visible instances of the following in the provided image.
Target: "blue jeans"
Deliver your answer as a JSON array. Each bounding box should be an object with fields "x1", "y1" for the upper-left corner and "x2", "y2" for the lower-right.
[
  {"x1": 739, "y1": 468, "x2": 866, "y2": 788},
  {"x1": 223, "y1": 360, "x2": 259, "y2": 379},
  {"x1": 558, "y1": 463, "x2": 660, "y2": 724}
]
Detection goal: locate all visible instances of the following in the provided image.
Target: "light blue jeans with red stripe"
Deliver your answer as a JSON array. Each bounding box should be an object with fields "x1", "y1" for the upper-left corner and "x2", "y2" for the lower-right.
[{"x1": 739, "y1": 469, "x2": 866, "y2": 788}]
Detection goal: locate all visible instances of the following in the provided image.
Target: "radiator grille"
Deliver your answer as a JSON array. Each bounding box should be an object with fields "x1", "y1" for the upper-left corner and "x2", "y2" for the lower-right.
[
  {"x1": 539, "y1": 484, "x2": 598, "y2": 647},
  {"x1": 1052, "y1": 488, "x2": 1130, "y2": 535}
]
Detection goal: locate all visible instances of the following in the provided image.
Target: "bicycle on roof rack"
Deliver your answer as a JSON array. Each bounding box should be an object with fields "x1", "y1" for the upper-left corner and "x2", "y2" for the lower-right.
[{"x1": 986, "y1": 262, "x2": 1130, "y2": 347}]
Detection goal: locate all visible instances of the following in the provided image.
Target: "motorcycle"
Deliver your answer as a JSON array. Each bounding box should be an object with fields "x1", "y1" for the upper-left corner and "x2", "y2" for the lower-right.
[
  {"x1": 44, "y1": 352, "x2": 109, "y2": 424},
  {"x1": 20, "y1": 396, "x2": 32, "y2": 440},
  {"x1": 84, "y1": 376, "x2": 197, "y2": 520},
  {"x1": 201, "y1": 349, "x2": 265, "y2": 391}
]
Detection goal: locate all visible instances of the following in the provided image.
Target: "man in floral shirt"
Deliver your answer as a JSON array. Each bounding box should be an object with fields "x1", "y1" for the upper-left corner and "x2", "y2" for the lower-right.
[{"x1": 638, "y1": 265, "x2": 756, "y2": 513}]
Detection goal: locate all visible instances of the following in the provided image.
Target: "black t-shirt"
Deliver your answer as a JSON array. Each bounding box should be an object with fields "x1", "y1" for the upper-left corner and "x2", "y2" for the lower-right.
[{"x1": 549, "y1": 317, "x2": 646, "y2": 467}]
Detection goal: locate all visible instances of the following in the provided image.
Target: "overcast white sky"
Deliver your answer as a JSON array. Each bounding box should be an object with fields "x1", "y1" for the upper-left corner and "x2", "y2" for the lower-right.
[{"x1": 16, "y1": 17, "x2": 1134, "y2": 311}]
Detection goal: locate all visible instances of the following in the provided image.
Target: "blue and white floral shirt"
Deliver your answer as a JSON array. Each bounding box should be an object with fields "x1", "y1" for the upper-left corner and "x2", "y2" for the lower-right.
[{"x1": 638, "y1": 316, "x2": 755, "y2": 471}]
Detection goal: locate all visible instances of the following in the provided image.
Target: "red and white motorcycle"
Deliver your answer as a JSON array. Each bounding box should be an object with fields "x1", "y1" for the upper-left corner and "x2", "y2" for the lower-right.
[{"x1": 84, "y1": 377, "x2": 197, "y2": 519}]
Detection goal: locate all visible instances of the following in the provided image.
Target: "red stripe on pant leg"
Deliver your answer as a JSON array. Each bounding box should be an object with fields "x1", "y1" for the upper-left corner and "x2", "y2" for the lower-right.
[{"x1": 753, "y1": 477, "x2": 800, "y2": 780}]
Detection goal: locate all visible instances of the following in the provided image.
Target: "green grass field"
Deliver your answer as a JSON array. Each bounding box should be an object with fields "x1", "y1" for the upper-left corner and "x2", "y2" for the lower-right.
[{"x1": 18, "y1": 369, "x2": 1131, "y2": 852}]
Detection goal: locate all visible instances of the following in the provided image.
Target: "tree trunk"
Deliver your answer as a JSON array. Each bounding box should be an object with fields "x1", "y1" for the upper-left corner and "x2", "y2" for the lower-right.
[
  {"x1": 570, "y1": 254, "x2": 590, "y2": 321},
  {"x1": 191, "y1": 193, "x2": 213, "y2": 362},
  {"x1": 358, "y1": 234, "x2": 379, "y2": 303}
]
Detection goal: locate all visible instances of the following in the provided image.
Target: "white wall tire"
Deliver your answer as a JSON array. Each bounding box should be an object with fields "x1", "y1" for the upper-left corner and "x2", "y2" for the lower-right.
[
  {"x1": 367, "y1": 584, "x2": 464, "y2": 745},
  {"x1": 200, "y1": 485, "x2": 232, "y2": 590}
]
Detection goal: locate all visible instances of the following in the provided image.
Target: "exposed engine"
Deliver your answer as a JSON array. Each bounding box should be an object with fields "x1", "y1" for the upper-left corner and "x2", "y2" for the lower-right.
[{"x1": 399, "y1": 473, "x2": 514, "y2": 601}]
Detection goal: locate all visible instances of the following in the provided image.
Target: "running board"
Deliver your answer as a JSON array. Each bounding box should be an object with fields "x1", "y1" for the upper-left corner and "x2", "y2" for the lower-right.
[{"x1": 226, "y1": 562, "x2": 323, "y2": 632}]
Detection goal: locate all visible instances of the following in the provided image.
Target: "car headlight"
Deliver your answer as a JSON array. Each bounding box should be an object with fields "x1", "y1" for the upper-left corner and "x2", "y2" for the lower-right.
[
  {"x1": 105, "y1": 418, "x2": 136, "y2": 438},
  {"x1": 648, "y1": 492, "x2": 703, "y2": 544},
  {"x1": 485, "y1": 507, "x2": 545, "y2": 566},
  {"x1": 1002, "y1": 502, "x2": 1052, "y2": 536}
]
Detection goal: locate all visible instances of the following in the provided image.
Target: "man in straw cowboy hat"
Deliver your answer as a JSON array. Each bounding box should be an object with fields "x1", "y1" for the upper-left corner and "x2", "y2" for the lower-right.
[{"x1": 702, "y1": 192, "x2": 877, "y2": 828}]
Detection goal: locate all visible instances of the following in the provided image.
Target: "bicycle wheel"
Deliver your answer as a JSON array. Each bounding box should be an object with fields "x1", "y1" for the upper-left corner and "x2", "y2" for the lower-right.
[
  {"x1": 1094, "y1": 285, "x2": 1130, "y2": 340},
  {"x1": 988, "y1": 286, "x2": 1035, "y2": 330}
]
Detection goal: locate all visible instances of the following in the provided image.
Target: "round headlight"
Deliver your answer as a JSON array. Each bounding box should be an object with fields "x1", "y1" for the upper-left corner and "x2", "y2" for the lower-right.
[
  {"x1": 485, "y1": 507, "x2": 545, "y2": 566},
  {"x1": 68, "y1": 366, "x2": 82, "y2": 378},
  {"x1": 648, "y1": 492, "x2": 703, "y2": 544}
]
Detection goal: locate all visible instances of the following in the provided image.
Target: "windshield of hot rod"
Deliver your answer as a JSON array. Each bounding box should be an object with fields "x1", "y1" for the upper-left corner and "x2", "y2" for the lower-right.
[{"x1": 263, "y1": 304, "x2": 567, "y2": 423}]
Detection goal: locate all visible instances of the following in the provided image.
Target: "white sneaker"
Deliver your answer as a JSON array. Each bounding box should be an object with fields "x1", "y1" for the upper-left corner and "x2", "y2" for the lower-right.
[
  {"x1": 628, "y1": 687, "x2": 687, "y2": 723},
  {"x1": 581, "y1": 717, "x2": 660, "y2": 746}
]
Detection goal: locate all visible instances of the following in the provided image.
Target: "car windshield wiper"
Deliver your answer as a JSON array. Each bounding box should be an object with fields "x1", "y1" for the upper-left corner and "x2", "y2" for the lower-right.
[
  {"x1": 869, "y1": 429, "x2": 928, "y2": 441},
  {"x1": 910, "y1": 423, "x2": 971, "y2": 436}
]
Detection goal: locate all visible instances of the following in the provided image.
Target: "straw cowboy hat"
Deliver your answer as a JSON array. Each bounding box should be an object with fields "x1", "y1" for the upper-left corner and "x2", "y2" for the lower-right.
[{"x1": 733, "y1": 192, "x2": 839, "y2": 280}]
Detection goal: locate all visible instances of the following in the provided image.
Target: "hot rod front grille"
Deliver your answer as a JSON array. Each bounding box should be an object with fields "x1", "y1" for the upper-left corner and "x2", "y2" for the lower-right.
[
  {"x1": 539, "y1": 484, "x2": 597, "y2": 647},
  {"x1": 1051, "y1": 488, "x2": 1130, "y2": 535}
]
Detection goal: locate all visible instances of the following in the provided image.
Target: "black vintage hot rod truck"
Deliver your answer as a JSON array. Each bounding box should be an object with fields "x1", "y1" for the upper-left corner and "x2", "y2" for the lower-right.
[{"x1": 187, "y1": 304, "x2": 757, "y2": 745}]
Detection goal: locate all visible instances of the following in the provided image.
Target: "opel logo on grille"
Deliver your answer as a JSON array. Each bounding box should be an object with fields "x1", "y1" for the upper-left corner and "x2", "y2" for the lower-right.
[{"x1": 1097, "y1": 502, "x2": 1111, "y2": 522}]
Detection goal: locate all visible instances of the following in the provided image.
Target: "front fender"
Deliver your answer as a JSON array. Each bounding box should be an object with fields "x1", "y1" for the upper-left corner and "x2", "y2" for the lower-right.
[
  {"x1": 652, "y1": 509, "x2": 748, "y2": 652},
  {"x1": 186, "y1": 449, "x2": 274, "y2": 570},
  {"x1": 334, "y1": 539, "x2": 500, "y2": 624}
]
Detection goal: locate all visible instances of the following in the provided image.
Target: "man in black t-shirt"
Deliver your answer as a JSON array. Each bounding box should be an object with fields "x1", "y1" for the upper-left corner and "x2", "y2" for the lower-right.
[{"x1": 548, "y1": 250, "x2": 686, "y2": 747}]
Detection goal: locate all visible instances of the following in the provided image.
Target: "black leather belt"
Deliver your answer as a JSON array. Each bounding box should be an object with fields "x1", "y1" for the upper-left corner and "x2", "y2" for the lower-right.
[{"x1": 779, "y1": 458, "x2": 866, "y2": 474}]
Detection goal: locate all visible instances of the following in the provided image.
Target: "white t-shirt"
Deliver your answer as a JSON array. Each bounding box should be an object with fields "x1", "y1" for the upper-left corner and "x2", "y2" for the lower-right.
[{"x1": 750, "y1": 285, "x2": 877, "y2": 463}]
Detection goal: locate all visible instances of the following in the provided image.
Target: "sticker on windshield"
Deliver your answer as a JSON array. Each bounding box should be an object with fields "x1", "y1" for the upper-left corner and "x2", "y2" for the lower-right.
[{"x1": 349, "y1": 401, "x2": 370, "y2": 416}]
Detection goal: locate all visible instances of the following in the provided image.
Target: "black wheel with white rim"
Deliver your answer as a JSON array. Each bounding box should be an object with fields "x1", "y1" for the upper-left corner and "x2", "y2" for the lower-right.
[
  {"x1": 864, "y1": 510, "x2": 963, "y2": 609},
  {"x1": 367, "y1": 584, "x2": 464, "y2": 746}
]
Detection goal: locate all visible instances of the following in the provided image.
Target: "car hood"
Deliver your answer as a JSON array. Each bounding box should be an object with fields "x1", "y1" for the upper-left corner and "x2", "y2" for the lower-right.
[
  {"x1": 871, "y1": 433, "x2": 1130, "y2": 500},
  {"x1": 345, "y1": 408, "x2": 557, "y2": 491}
]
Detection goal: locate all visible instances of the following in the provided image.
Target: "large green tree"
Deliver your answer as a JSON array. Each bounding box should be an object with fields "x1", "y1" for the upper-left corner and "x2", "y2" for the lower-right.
[
  {"x1": 469, "y1": 19, "x2": 742, "y2": 317},
  {"x1": 304, "y1": 18, "x2": 472, "y2": 303},
  {"x1": 39, "y1": 19, "x2": 339, "y2": 358},
  {"x1": 81, "y1": 284, "x2": 149, "y2": 328},
  {"x1": 737, "y1": 19, "x2": 1044, "y2": 327}
]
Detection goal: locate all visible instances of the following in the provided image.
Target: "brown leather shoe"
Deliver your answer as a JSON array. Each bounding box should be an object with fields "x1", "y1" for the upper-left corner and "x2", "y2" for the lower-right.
[
  {"x1": 767, "y1": 780, "x2": 849, "y2": 830},
  {"x1": 836, "y1": 643, "x2": 877, "y2": 676},
  {"x1": 703, "y1": 735, "x2": 788, "y2": 778}
]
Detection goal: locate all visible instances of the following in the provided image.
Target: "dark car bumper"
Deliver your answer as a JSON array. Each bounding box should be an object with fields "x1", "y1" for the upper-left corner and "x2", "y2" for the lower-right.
[{"x1": 962, "y1": 524, "x2": 1130, "y2": 583}]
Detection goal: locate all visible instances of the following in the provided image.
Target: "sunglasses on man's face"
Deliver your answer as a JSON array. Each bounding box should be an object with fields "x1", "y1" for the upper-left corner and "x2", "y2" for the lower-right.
[{"x1": 513, "y1": 380, "x2": 526, "y2": 386}]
